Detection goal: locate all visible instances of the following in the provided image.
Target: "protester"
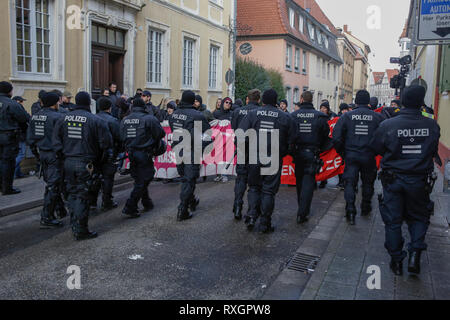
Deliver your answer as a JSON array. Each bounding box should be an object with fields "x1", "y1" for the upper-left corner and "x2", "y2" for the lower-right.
[
  {"x1": 279, "y1": 99, "x2": 289, "y2": 113},
  {"x1": 213, "y1": 97, "x2": 233, "y2": 121},
  {"x1": 194, "y1": 95, "x2": 214, "y2": 122}
]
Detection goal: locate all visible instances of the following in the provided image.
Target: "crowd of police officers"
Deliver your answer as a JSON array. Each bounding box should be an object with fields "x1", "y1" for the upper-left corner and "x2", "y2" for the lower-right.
[{"x1": 0, "y1": 79, "x2": 441, "y2": 276}]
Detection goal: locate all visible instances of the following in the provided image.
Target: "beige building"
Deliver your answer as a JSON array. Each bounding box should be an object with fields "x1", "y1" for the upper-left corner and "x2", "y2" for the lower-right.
[
  {"x1": 342, "y1": 25, "x2": 371, "y2": 98},
  {"x1": 336, "y1": 27, "x2": 356, "y2": 105},
  {"x1": 1, "y1": 0, "x2": 235, "y2": 113}
]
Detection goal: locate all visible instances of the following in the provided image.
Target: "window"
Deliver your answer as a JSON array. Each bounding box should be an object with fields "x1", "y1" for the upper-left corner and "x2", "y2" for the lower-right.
[
  {"x1": 92, "y1": 25, "x2": 126, "y2": 48},
  {"x1": 299, "y1": 15, "x2": 304, "y2": 33},
  {"x1": 324, "y1": 36, "x2": 329, "y2": 49},
  {"x1": 16, "y1": 0, "x2": 52, "y2": 73},
  {"x1": 147, "y1": 29, "x2": 163, "y2": 84},
  {"x1": 316, "y1": 57, "x2": 321, "y2": 77},
  {"x1": 294, "y1": 48, "x2": 300, "y2": 72},
  {"x1": 308, "y1": 22, "x2": 315, "y2": 41},
  {"x1": 286, "y1": 44, "x2": 292, "y2": 69},
  {"x1": 183, "y1": 38, "x2": 195, "y2": 87},
  {"x1": 289, "y1": 9, "x2": 295, "y2": 28},
  {"x1": 286, "y1": 87, "x2": 292, "y2": 108},
  {"x1": 322, "y1": 60, "x2": 326, "y2": 79},
  {"x1": 318, "y1": 31, "x2": 322, "y2": 45},
  {"x1": 302, "y1": 51, "x2": 307, "y2": 73},
  {"x1": 293, "y1": 88, "x2": 300, "y2": 104},
  {"x1": 209, "y1": 45, "x2": 219, "y2": 89}
]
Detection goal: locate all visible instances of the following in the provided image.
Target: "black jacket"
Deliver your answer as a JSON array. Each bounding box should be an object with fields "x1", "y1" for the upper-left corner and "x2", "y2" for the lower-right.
[
  {"x1": 120, "y1": 106, "x2": 165, "y2": 153},
  {"x1": 0, "y1": 93, "x2": 30, "y2": 133},
  {"x1": 97, "y1": 111, "x2": 122, "y2": 156},
  {"x1": 370, "y1": 108, "x2": 440, "y2": 175},
  {"x1": 332, "y1": 105, "x2": 384, "y2": 160},
  {"x1": 213, "y1": 100, "x2": 233, "y2": 121},
  {"x1": 231, "y1": 102, "x2": 259, "y2": 131},
  {"x1": 289, "y1": 103, "x2": 330, "y2": 153},
  {"x1": 53, "y1": 105, "x2": 113, "y2": 161},
  {"x1": 31, "y1": 101, "x2": 42, "y2": 115},
  {"x1": 239, "y1": 104, "x2": 293, "y2": 160},
  {"x1": 27, "y1": 108, "x2": 62, "y2": 152}
]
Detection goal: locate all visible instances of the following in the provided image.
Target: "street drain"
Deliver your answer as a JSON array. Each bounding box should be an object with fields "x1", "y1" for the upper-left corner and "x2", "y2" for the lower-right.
[{"x1": 287, "y1": 253, "x2": 320, "y2": 273}]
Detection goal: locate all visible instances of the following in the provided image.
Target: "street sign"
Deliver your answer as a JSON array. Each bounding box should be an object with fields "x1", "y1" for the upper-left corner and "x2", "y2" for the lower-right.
[
  {"x1": 416, "y1": 0, "x2": 450, "y2": 45},
  {"x1": 225, "y1": 69, "x2": 235, "y2": 85},
  {"x1": 239, "y1": 42, "x2": 253, "y2": 55}
]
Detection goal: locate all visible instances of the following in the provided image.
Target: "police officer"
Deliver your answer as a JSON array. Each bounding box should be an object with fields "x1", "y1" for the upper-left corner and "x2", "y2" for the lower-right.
[
  {"x1": 371, "y1": 85, "x2": 440, "y2": 276},
  {"x1": 31, "y1": 90, "x2": 47, "y2": 115},
  {"x1": 290, "y1": 91, "x2": 330, "y2": 224},
  {"x1": 120, "y1": 97, "x2": 165, "y2": 218},
  {"x1": 27, "y1": 92, "x2": 66, "y2": 228},
  {"x1": 169, "y1": 91, "x2": 211, "y2": 221},
  {"x1": 369, "y1": 97, "x2": 379, "y2": 111},
  {"x1": 0, "y1": 81, "x2": 30, "y2": 195},
  {"x1": 90, "y1": 97, "x2": 123, "y2": 212},
  {"x1": 239, "y1": 89, "x2": 293, "y2": 233},
  {"x1": 53, "y1": 92, "x2": 113, "y2": 240},
  {"x1": 231, "y1": 89, "x2": 261, "y2": 220},
  {"x1": 333, "y1": 90, "x2": 384, "y2": 225}
]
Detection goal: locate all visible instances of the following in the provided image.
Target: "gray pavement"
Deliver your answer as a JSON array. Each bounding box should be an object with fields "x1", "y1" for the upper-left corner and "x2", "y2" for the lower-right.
[
  {"x1": 300, "y1": 170, "x2": 450, "y2": 300},
  {"x1": 0, "y1": 177, "x2": 341, "y2": 300}
]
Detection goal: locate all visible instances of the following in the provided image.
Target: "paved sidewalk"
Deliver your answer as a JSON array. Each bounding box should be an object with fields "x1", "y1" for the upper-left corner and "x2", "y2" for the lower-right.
[
  {"x1": 0, "y1": 174, "x2": 133, "y2": 217},
  {"x1": 300, "y1": 170, "x2": 450, "y2": 300}
]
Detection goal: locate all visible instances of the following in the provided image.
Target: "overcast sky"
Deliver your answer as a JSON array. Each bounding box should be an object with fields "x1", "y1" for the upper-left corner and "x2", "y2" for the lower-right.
[{"x1": 316, "y1": 0, "x2": 411, "y2": 72}]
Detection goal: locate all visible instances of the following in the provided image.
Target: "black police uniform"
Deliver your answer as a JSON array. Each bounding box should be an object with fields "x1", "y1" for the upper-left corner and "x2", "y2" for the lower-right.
[
  {"x1": 239, "y1": 99, "x2": 293, "y2": 232},
  {"x1": 53, "y1": 101, "x2": 113, "y2": 239},
  {"x1": 146, "y1": 102, "x2": 163, "y2": 122},
  {"x1": 230, "y1": 101, "x2": 260, "y2": 219},
  {"x1": 290, "y1": 102, "x2": 330, "y2": 223},
  {"x1": 169, "y1": 100, "x2": 211, "y2": 221},
  {"x1": 0, "y1": 93, "x2": 30, "y2": 194},
  {"x1": 31, "y1": 101, "x2": 43, "y2": 115},
  {"x1": 333, "y1": 103, "x2": 384, "y2": 223},
  {"x1": 90, "y1": 110, "x2": 122, "y2": 210},
  {"x1": 120, "y1": 102, "x2": 165, "y2": 217},
  {"x1": 371, "y1": 106, "x2": 440, "y2": 274},
  {"x1": 27, "y1": 104, "x2": 66, "y2": 226}
]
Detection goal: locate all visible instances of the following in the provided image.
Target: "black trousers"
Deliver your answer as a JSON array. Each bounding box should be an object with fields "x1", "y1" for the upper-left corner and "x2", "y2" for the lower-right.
[
  {"x1": 40, "y1": 151, "x2": 65, "y2": 221},
  {"x1": 0, "y1": 132, "x2": 19, "y2": 193},
  {"x1": 247, "y1": 163, "x2": 282, "y2": 226},
  {"x1": 90, "y1": 161, "x2": 117, "y2": 207},
  {"x1": 343, "y1": 156, "x2": 377, "y2": 211},
  {"x1": 124, "y1": 150, "x2": 155, "y2": 214},
  {"x1": 233, "y1": 164, "x2": 249, "y2": 208},
  {"x1": 379, "y1": 174, "x2": 431, "y2": 262},
  {"x1": 294, "y1": 150, "x2": 316, "y2": 218},
  {"x1": 64, "y1": 157, "x2": 92, "y2": 234},
  {"x1": 177, "y1": 163, "x2": 200, "y2": 209}
]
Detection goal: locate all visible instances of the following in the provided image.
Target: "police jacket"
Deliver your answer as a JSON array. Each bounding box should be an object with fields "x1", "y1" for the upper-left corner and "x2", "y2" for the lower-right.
[
  {"x1": 289, "y1": 103, "x2": 330, "y2": 152},
  {"x1": 239, "y1": 104, "x2": 293, "y2": 159},
  {"x1": 231, "y1": 102, "x2": 259, "y2": 131},
  {"x1": 146, "y1": 102, "x2": 163, "y2": 122},
  {"x1": 31, "y1": 101, "x2": 42, "y2": 115},
  {"x1": 169, "y1": 102, "x2": 211, "y2": 160},
  {"x1": 97, "y1": 111, "x2": 122, "y2": 156},
  {"x1": 53, "y1": 105, "x2": 113, "y2": 161},
  {"x1": 333, "y1": 105, "x2": 384, "y2": 159},
  {"x1": 370, "y1": 108, "x2": 440, "y2": 175},
  {"x1": 27, "y1": 107, "x2": 62, "y2": 152},
  {"x1": 0, "y1": 93, "x2": 30, "y2": 133},
  {"x1": 120, "y1": 106, "x2": 165, "y2": 153}
]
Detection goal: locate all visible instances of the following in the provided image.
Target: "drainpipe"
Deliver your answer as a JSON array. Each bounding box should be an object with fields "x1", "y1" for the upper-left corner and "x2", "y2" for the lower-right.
[{"x1": 433, "y1": 45, "x2": 442, "y2": 122}]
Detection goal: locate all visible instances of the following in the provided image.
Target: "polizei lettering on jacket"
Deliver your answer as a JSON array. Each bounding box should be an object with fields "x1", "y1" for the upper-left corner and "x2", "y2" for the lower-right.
[
  {"x1": 65, "y1": 115, "x2": 87, "y2": 123},
  {"x1": 173, "y1": 113, "x2": 188, "y2": 121},
  {"x1": 397, "y1": 128, "x2": 430, "y2": 137},
  {"x1": 257, "y1": 110, "x2": 279, "y2": 117},
  {"x1": 239, "y1": 110, "x2": 249, "y2": 115},
  {"x1": 32, "y1": 115, "x2": 47, "y2": 121},
  {"x1": 297, "y1": 113, "x2": 314, "y2": 118},
  {"x1": 351, "y1": 115, "x2": 373, "y2": 121},
  {"x1": 124, "y1": 119, "x2": 140, "y2": 125}
]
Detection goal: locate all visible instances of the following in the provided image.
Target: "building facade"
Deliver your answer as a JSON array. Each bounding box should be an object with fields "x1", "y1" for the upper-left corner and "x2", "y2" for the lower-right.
[
  {"x1": 342, "y1": 25, "x2": 371, "y2": 97},
  {"x1": 336, "y1": 28, "x2": 356, "y2": 106},
  {"x1": 1, "y1": 0, "x2": 235, "y2": 113},
  {"x1": 369, "y1": 69, "x2": 399, "y2": 106},
  {"x1": 236, "y1": 0, "x2": 342, "y2": 112}
]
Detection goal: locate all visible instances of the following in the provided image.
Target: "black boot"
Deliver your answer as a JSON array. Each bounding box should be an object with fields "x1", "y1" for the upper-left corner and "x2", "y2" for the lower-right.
[
  {"x1": 122, "y1": 207, "x2": 140, "y2": 219},
  {"x1": 246, "y1": 216, "x2": 256, "y2": 231},
  {"x1": 233, "y1": 204, "x2": 243, "y2": 221},
  {"x1": 297, "y1": 214, "x2": 309, "y2": 224},
  {"x1": 189, "y1": 197, "x2": 200, "y2": 212},
  {"x1": 101, "y1": 201, "x2": 118, "y2": 212},
  {"x1": 260, "y1": 223, "x2": 275, "y2": 234},
  {"x1": 56, "y1": 207, "x2": 68, "y2": 219},
  {"x1": 346, "y1": 205, "x2": 356, "y2": 226},
  {"x1": 142, "y1": 199, "x2": 154, "y2": 212},
  {"x1": 74, "y1": 230, "x2": 98, "y2": 241},
  {"x1": 408, "y1": 251, "x2": 421, "y2": 274},
  {"x1": 40, "y1": 219, "x2": 64, "y2": 229},
  {"x1": 361, "y1": 202, "x2": 372, "y2": 216},
  {"x1": 2, "y1": 188, "x2": 21, "y2": 195},
  {"x1": 390, "y1": 259, "x2": 403, "y2": 276},
  {"x1": 177, "y1": 206, "x2": 193, "y2": 222}
]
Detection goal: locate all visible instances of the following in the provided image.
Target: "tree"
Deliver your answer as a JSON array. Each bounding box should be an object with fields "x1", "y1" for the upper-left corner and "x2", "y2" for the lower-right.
[{"x1": 235, "y1": 58, "x2": 285, "y2": 102}]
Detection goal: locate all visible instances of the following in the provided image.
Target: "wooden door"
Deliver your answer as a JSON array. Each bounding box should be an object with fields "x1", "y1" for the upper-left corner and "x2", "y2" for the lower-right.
[{"x1": 91, "y1": 47, "x2": 108, "y2": 100}]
